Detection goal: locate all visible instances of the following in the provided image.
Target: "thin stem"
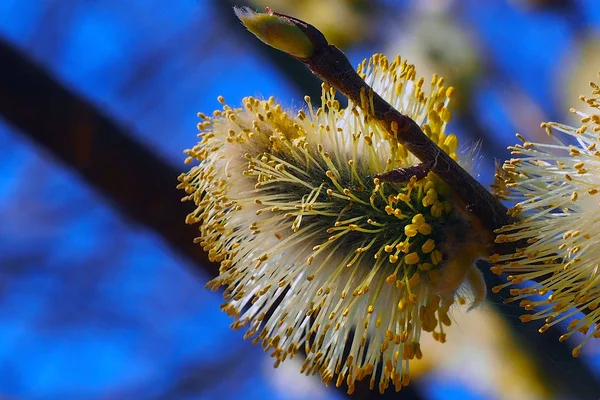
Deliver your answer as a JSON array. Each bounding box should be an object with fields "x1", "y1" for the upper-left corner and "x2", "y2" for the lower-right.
[
  {"x1": 375, "y1": 162, "x2": 431, "y2": 183},
  {"x1": 258, "y1": 9, "x2": 513, "y2": 240}
]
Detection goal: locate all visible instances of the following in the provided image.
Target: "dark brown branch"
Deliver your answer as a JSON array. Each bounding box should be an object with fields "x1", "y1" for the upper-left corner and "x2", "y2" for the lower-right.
[
  {"x1": 375, "y1": 162, "x2": 431, "y2": 183},
  {"x1": 288, "y1": 16, "x2": 511, "y2": 237}
]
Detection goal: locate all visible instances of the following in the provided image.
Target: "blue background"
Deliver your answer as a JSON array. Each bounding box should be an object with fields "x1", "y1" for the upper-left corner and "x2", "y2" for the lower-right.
[{"x1": 0, "y1": 0, "x2": 599, "y2": 399}]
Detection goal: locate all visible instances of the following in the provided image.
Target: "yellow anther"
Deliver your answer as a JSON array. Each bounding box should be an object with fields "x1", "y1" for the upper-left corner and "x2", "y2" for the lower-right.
[
  {"x1": 418, "y1": 262, "x2": 432, "y2": 271},
  {"x1": 408, "y1": 272, "x2": 421, "y2": 287},
  {"x1": 440, "y1": 108, "x2": 452, "y2": 124},
  {"x1": 396, "y1": 241, "x2": 410, "y2": 253},
  {"x1": 421, "y1": 239, "x2": 435, "y2": 254},
  {"x1": 422, "y1": 189, "x2": 438, "y2": 207},
  {"x1": 519, "y1": 314, "x2": 533, "y2": 322},
  {"x1": 405, "y1": 252, "x2": 420, "y2": 265},
  {"x1": 412, "y1": 214, "x2": 425, "y2": 225},
  {"x1": 417, "y1": 223, "x2": 432, "y2": 235},
  {"x1": 430, "y1": 201, "x2": 444, "y2": 218},
  {"x1": 430, "y1": 249, "x2": 442, "y2": 265},
  {"x1": 404, "y1": 224, "x2": 418, "y2": 238},
  {"x1": 444, "y1": 134, "x2": 458, "y2": 153}
]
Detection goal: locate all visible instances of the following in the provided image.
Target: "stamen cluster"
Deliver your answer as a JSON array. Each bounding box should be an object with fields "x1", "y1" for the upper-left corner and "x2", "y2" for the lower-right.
[
  {"x1": 493, "y1": 77, "x2": 600, "y2": 356},
  {"x1": 180, "y1": 54, "x2": 487, "y2": 393}
]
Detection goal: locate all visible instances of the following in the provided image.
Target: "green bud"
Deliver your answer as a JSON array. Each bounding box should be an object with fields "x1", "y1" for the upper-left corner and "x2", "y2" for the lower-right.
[{"x1": 234, "y1": 6, "x2": 314, "y2": 59}]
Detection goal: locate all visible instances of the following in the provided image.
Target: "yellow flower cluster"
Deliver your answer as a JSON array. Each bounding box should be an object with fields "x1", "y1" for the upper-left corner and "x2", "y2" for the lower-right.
[
  {"x1": 179, "y1": 54, "x2": 489, "y2": 393},
  {"x1": 493, "y1": 76, "x2": 600, "y2": 356}
]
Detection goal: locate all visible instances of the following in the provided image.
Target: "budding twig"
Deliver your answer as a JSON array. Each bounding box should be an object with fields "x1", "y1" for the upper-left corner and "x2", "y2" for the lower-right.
[
  {"x1": 236, "y1": 6, "x2": 513, "y2": 248},
  {"x1": 374, "y1": 163, "x2": 432, "y2": 183}
]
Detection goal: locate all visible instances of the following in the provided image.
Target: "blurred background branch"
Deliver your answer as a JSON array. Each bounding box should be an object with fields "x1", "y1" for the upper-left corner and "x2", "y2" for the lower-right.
[{"x1": 0, "y1": 38, "x2": 216, "y2": 277}]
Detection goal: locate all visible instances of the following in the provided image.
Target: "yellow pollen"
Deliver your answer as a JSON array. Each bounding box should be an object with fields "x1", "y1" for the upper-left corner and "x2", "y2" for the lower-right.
[
  {"x1": 418, "y1": 262, "x2": 432, "y2": 271},
  {"x1": 404, "y1": 223, "x2": 419, "y2": 237},
  {"x1": 418, "y1": 223, "x2": 432, "y2": 235},
  {"x1": 408, "y1": 272, "x2": 421, "y2": 287},
  {"x1": 421, "y1": 239, "x2": 435, "y2": 254},
  {"x1": 430, "y1": 250, "x2": 442, "y2": 265},
  {"x1": 412, "y1": 214, "x2": 425, "y2": 224},
  {"x1": 405, "y1": 252, "x2": 420, "y2": 265}
]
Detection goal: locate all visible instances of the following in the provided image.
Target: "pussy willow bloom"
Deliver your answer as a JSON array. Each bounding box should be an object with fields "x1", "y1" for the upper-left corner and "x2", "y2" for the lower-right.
[
  {"x1": 492, "y1": 77, "x2": 600, "y2": 357},
  {"x1": 179, "y1": 54, "x2": 489, "y2": 393}
]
